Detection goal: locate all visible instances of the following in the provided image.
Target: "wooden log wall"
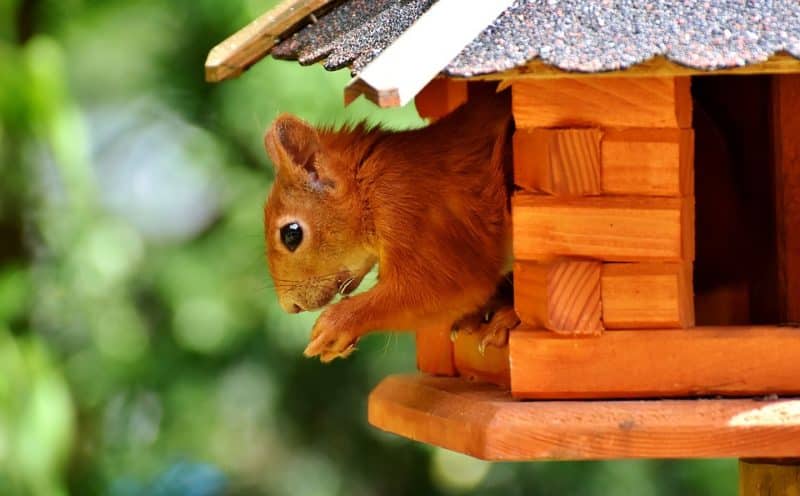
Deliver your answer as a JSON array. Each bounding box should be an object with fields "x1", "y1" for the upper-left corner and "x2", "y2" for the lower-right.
[
  {"x1": 511, "y1": 77, "x2": 696, "y2": 336},
  {"x1": 411, "y1": 76, "x2": 800, "y2": 402}
]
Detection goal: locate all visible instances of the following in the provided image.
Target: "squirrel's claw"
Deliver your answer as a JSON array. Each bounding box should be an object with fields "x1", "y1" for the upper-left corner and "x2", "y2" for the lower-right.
[
  {"x1": 318, "y1": 342, "x2": 357, "y2": 363},
  {"x1": 304, "y1": 318, "x2": 360, "y2": 362},
  {"x1": 479, "y1": 326, "x2": 509, "y2": 355},
  {"x1": 454, "y1": 305, "x2": 517, "y2": 356}
]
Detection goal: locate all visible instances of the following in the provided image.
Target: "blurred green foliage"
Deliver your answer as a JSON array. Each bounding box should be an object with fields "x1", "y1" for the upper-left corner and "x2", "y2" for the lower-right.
[{"x1": 0, "y1": 1, "x2": 737, "y2": 494}]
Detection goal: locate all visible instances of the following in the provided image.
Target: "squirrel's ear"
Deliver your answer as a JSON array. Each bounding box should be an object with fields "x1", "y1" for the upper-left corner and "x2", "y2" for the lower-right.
[{"x1": 265, "y1": 114, "x2": 327, "y2": 188}]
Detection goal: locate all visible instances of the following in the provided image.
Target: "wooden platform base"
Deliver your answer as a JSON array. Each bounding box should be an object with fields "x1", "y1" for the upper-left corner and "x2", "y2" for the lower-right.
[{"x1": 368, "y1": 374, "x2": 800, "y2": 461}]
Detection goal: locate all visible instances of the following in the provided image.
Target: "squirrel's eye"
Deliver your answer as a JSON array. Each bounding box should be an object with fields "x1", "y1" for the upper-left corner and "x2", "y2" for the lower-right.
[{"x1": 280, "y1": 222, "x2": 303, "y2": 252}]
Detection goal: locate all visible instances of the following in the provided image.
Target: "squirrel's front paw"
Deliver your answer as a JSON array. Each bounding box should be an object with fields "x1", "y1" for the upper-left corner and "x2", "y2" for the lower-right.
[{"x1": 303, "y1": 312, "x2": 360, "y2": 363}]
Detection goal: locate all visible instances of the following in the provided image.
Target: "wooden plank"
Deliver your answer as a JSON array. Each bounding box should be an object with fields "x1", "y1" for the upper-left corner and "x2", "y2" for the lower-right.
[
  {"x1": 772, "y1": 75, "x2": 800, "y2": 324},
  {"x1": 739, "y1": 459, "x2": 800, "y2": 496},
  {"x1": 512, "y1": 77, "x2": 692, "y2": 129},
  {"x1": 205, "y1": 0, "x2": 333, "y2": 82},
  {"x1": 512, "y1": 194, "x2": 694, "y2": 262},
  {"x1": 415, "y1": 78, "x2": 468, "y2": 120},
  {"x1": 480, "y1": 53, "x2": 800, "y2": 81},
  {"x1": 345, "y1": 0, "x2": 515, "y2": 107},
  {"x1": 368, "y1": 374, "x2": 800, "y2": 461},
  {"x1": 602, "y1": 128, "x2": 694, "y2": 197},
  {"x1": 514, "y1": 260, "x2": 603, "y2": 335},
  {"x1": 416, "y1": 325, "x2": 456, "y2": 376},
  {"x1": 509, "y1": 326, "x2": 800, "y2": 399},
  {"x1": 452, "y1": 329, "x2": 510, "y2": 387},
  {"x1": 601, "y1": 262, "x2": 694, "y2": 329},
  {"x1": 513, "y1": 128, "x2": 602, "y2": 196}
]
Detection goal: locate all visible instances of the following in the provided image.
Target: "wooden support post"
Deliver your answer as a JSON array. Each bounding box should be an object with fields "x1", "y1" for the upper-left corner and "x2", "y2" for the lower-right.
[
  {"x1": 739, "y1": 459, "x2": 800, "y2": 496},
  {"x1": 602, "y1": 263, "x2": 694, "y2": 329},
  {"x1": 734, "y1": 75, "x2": 800, "y2": 491},
  {"x1": 512, "y1": 77, "x2": 692, "y2": 129},
  {"x1": 732, "y1": 75, "x2": 800, "y2": 488},
  {"x1": 772, "y1": 75, "x2": 800, "y2": 324},
  {"x1": 415, "y1": 325, "x2": 455, "y2": 376},
  {"x1": 415, "y1": 79, "x2": 468, "y2": 120},
  {"x1": 514, "y1": 259, "x2": 603, "y2": 335},
  {"x1": 512, "y1": 194, "x2": 694, "y2": 262}
]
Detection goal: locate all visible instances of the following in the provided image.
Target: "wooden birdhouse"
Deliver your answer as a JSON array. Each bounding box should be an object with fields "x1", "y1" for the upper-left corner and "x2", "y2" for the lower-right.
[{"x1": 208, "y1": 0, "x2": 800, "y2": 490}]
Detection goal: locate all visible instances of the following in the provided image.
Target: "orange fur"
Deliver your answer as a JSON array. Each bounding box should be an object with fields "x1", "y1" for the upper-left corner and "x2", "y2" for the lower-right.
[{"x1": 264, "y1": 92, "x2": 513, "y2": 361}]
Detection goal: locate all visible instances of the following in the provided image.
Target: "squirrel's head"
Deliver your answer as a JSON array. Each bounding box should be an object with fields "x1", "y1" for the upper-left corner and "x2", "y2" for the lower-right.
[{"x1": 263, "y1": 114, "x2": 376, "y2": 313}]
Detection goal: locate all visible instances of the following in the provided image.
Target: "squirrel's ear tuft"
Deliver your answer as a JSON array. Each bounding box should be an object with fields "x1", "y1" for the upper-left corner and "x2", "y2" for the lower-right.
[{"x1": 265, "y1": 114, "x2": 324, "y2": 186}]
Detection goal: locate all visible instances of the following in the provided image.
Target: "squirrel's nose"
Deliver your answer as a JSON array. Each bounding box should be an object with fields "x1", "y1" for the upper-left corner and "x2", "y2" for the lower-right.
[{"x1": 278, "y1": 296, "x2": 303, "y2": 314}]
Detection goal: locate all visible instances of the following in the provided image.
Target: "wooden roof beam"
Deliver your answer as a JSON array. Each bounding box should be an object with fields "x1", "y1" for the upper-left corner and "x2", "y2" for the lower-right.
[{"x1": 205, "y1": 0, "x2": 335, "y2": 83}]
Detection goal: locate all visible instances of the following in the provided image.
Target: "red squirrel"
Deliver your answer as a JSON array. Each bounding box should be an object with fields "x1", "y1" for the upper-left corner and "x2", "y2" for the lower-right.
[{"x1": 263, "y1": 91, "x2": 519, "y2": 362}]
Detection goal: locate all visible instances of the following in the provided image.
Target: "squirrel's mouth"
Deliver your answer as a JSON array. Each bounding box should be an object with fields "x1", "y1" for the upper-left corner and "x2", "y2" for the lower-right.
[
  {"x1": 283, "y1": 267, "x2": 371, "y2": 313},
  {"x1": 316, "y1": 271, "x2": 367, "y2": 307},
  {"x1": 338, "y1": 272, "x2": 365, "y2": 296}
]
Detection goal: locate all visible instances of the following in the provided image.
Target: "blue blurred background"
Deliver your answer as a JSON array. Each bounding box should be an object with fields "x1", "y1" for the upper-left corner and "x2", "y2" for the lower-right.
[{"x1": 0, "y1": 0, "x2": 737, "y2": 494}]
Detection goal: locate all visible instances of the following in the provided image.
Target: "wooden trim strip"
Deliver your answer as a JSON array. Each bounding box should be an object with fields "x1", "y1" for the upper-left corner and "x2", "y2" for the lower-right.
[
  {"x1": 345, "y1": 0, "x2": 514, "y2": 107},
  {"x1": 205, "y1": 0, "x2": 334, "y2": 82}
]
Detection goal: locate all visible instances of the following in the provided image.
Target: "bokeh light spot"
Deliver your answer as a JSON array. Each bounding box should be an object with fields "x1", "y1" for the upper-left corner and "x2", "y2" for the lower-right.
[
  {"x1": 92, "y1": 305, "x2": 150, "y2": 363},
  {"x1": 431, "y1": 447, "x2": 491, "y2": 492},
  {"x1": 79, "y1": 221, "x2": 144, "y2": 291},
  {"x1": 173, "y1": 298, "x2": 233, "y2": 354}
]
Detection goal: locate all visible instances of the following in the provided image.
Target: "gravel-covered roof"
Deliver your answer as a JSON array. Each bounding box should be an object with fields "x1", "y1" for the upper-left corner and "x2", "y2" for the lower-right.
[{"x1": 271, "y1": 0, "x2": 800, "y2": 77}]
